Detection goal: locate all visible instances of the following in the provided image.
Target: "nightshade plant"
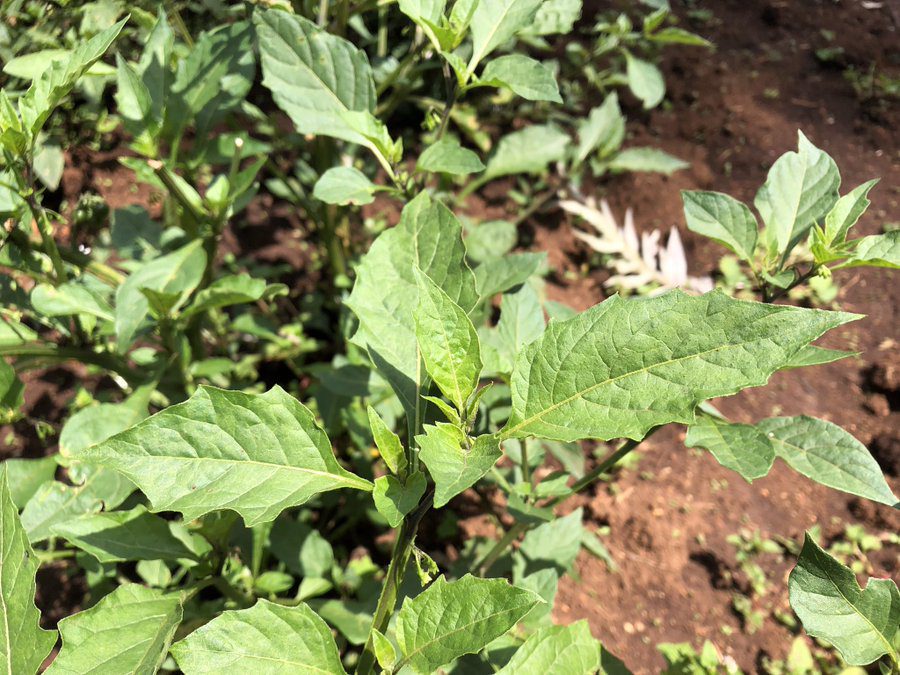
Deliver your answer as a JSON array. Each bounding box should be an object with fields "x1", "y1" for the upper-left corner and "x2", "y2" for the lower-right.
[{"x1": 1, "y1": 5, "x2": 898, "y2": 675}]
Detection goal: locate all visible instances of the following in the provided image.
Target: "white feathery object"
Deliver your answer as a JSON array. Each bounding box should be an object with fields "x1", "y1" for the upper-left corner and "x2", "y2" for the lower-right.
[{"x1": 560, "y1": 196, "x2": 714, "y2": 295}]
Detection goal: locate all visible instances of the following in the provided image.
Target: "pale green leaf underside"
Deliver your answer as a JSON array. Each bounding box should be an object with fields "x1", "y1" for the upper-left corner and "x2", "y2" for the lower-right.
[
  {"x1": 0, "y1": 469, "x2": 56, "y2": 674},
  {"x1": 681, "y1": 190, "x2": 758, "y2": 261},
  {"x1": 72, "y1": 385, "x2": 372, "y2": 526},
  {"x1": 46, "y1": 584, "x2": 182, "y2": 675},
  {"x1": 313, "y1": 166, "x2": 377, "y2": 206},
  {"x1": 625, "y1": 52, "x2": 664, "y2": 108},
  {"x1": 395, "y1": 575, "x2": 540, "y2": 673},
  {"x1": 823, "y1": 179, "x2": 878, "y2": 245},
  {"x1": 171, "y1": 600, "x2": 344, "y2": 674},
  {"x1": 479, "y1": 54, "x2": 561, "y2": 102},
  {"x1": 498, "y1": 620, "x2": 600, "y2": 674},
  {"x1": 503, "y1": 290, "x2": 856, "y2": 442},
  {"x1": 255, "y1": 10, "x2": 375, "y2": 145},
  {"x1": 416, "y1": 137, "x2": 485, "y2": 175},
  {"x1": 836, "y1": 231, "x2": 900, "y2": 270},
  {"x1": 789, "y1": 534, "x2": 899, "y2": 666}
]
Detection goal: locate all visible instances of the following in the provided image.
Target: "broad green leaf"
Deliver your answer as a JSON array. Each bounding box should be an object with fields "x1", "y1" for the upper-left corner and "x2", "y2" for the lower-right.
[
  {"x1": 467, "y1": 0, "x2": 544, "y2": 74},
  {"x1": 313, "y1": 166, "x2": 377, "y2": 205},
  {"x1": 73, "y1": 386, "x2": 372, "y2": 525},
  {"x1": 685, "y1": 416, "x2": 775, "y2": 482},
  {"x1": 171, "y1": 600, "x2": 344, "y2": 674},
  {"x1": 3, "y1": 456, "x2": 56, "y2": 508},
  {"x1": 575, "y1": 93, "x2": 625, "y2": 165},
  {"x1": 414, "y1": 268, "x2": 482, "y2": 411},
  {"x1": 398, "y1": 0, "x2": 452, "y2": 51},
  {"x1": 115, "y1": 240, "x2": 206, "y2": 351},
  {"x1": 136, "y1": 8, "x2": 174, "y2": 123},
  {"x1": 309, "y1": 598, "x2": 373, "y2": 645},
  {"x1": 255, "y1": 10, "x2": 376, "y2": 145},
  {"x1": 498, "y1": 620, "x2": 600, "y2": 674},
  {"x1": 417, "y1": 426, "x2": 500, "y2": 507},
  {"x1": 480, "y1": 54, "x2": 562, "y2": 102},
  {"x1": 475, "y1": 251, "x2": 546, "y2": 300},
  {"x1": 373, "y1": 471, "x2": 427, "y2": 527},
  {"x1": 166, "y1": 21, "x2": 255, "y2": 137},
  {"x1": 758, "y1": 416, "x2": 897, "y2": 507},
  {"x1": 836, "y1": 231, "x2": 900, "y2": 269},
  {"x1": 416, "y1": 137, "x2": 485, "y2": 175},
  {"x1": 367, "y1": 406, "x2": 406, "y2": 476},
  {"x1": 395, "y1": 575, "x2": 540, "y2": 673},
  {"x1": 789, "y1": 533, "x2": 899, "y2": 666},
  {"x1": 270, "y1": 518, "x2": 334, "y2": 578},
  {"x1": 648, "y1": 26, "x2": 712, "y2": 47},
  {"x1": 823, "y1": 179, "x2": 878, "y2": 245},
  {"x1": 483, "y1": 283, "x2": 546, "y2": 374},
  {"x1": 681, "y1": 190, "x2": 758, "y2": 261},
  {"x1": 624, "y1": 52, "x2": 664, "y2": 108},
  {"x1": 0, "y1": 318, "x2": 37, "y2": 347},
  {"x1": 521, "y1": 0, "x2": 582, "y2": 36},
  {"x1": 32, "y1": 141, "x2": 64, "y2": 191},
  {"x1": 607, "y1": 147, "x2": 688, "y2": 175},
  {"x1": 20, "y1": 467, "x2": 134, "y2": 543},
  {"x1": 115, "y1": 54, "x2": 156, "y2": 146},
  {"x1": 31, "y1": 281, "x2": 114, "y2": 321},
  {"x1": 47, "y1": 584, "x2": 183, "y2": 674},
  {"x1": 519, "y1": 508, "x2": 583, "y2": 572},
  {"x1": 50, "y1": 505, "x2": 198, "y2": 563},
  {"x1": 781, "y1": 345, "x2": 854, "y2": 370},
  {"x1": 372, "y1": 628, "x2": 398, "y2": 670},
  {"x1": 755, "y1": 131, "x2": 840, "y2": 255},
  {"x1": 484, "y1": 124, "x2": 570, "y2": 180},
  {"x1": 0, "y1": 469, "x2": 56, "y2": 673},
  {"x1": 465, "y1": 220, "x2": 517, "y2": 263},
  {"x1": 3, "y1": 49, "x2": 71, "y2": 79},
  {"x1": 346, "y1": 193, "x2": 478, "y2": 421},
  {"x1": 181, "y1": 273, "x2": 268, "y2": 318},
  {"x1": 502, "y1": 290, "x2": 856, "y2": 442},
  {"x1": 18, "y1": 20, "x2": 126, "y2": 135}
]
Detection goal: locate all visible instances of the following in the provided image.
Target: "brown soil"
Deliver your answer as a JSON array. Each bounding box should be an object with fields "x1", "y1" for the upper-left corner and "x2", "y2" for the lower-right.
[{"x1": 539, "y1": 1, "x2": 900, "y2": 671}]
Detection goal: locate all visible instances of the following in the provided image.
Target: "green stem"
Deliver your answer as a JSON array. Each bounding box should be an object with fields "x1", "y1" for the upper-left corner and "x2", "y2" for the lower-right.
[
  {"x1": 1, "y1": 344, "x2": 140, "y2": 382},
  {"x1": 32, "y1": 206, "x2": 67, "y2": 284},
  {"x1": 355, "y1": 492, "x2": 433, "y2": 675}
]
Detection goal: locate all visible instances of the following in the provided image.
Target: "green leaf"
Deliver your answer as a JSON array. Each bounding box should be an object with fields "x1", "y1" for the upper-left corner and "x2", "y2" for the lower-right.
[
  {"x1": 519, "y1": 508, "x2": 584, "y2": 572},
  {"x1": 255, "y1": 10, "x2": 376, "y2": 145},
  {"x1": 31, "y1": 281, "x2": 114, "y2": 321},
  {"x1": 313, "y1": 166, "x2": 377, "y2": 205},
  {"x1": 836, "y1": 231, "x2": 900, "y2": 269},
  {"x1": 414, "y1": 268, "x2": 482, "y2": 411},
  {"x1": 367, "y1": 406, "x2": 406, "y2": 476},
  {"x1": 417, "y1": 426, "x2": 500, "y2": 507},
  {"x1": 71, "y1": 385, "x2": 373, "y2": 526},
  {"x1": 521, "y1": 0, "x2": 582, "y2": 36},
  {"x1": 46, "y1": 584, "x2": 183, "y2": 674},
  {"x1": 171, "y1": 599, "x2": 344, "y2": 674},
  {"x1": 3, "y1": 456, "x2": 56, "y2": 508},
  {"x1": 270, "y1": 519, "x2": 334, "y2": 578},
  {"x1": 395, "y1": 575, "x2": 540, "y2": 673},
  {"x1": 181, "y1": 273, "x2": 268, "y2": 318},
  {"x1": 115, "y1": 54, "x2": 156, "y2": 145},
  {"x1": 0, "y1": 468, "x2": 56, "y2": 673},
  {"x1": 166, "y1": 21, "x2": 255, "y2": 138},
  {"x1": 479, "y1": 55, "x2": 562, "y2": 102},
  {"x1": 50, "y1": 505, "x2": 198, "y2": 563},
  {"x1": 0, "y1": 360, "x2": 25, "y2": 424},
  {"x1": 758, "y1": 416, "x2": 898, "y2": 507},
  {"x1": 823, "y1": 179, "x2": 878, "y2": 245},
  {"x1": 484, "y1": 282, "x2": 546, "y2": 374},
  {"x1": 625, "y1": 52, "x2": 664, "y2": 108},
  {"x1": 685, "y1": 416, "x2": 775, "y2": 482},
  {"x1": 575, "y1": 93, "x2": 625, "y2": 165},
  {"x1": 755, "y1": 131, "x2": 841, "y2": 256},
  {"x1": 416, "y1": 137, "x2": 485, "y2": 175},
  {"x1": 373, "y1": 471, "x2": 427, "y2": 527},
  {"x1": 789, "y1": 533, "x2": 899, "y2": 666},
  {"x1": 498, "y1": 620, "x2": 600, "y2": 673},
  {"x1": 398, "y1": 0, "x2": 449, "y2": 51},
  {"x1": 467, "y1": 0, "x2": 544, "y2": 74},
  {"x1": 681, "y1": 190, "x2": 759, "y2": 261},
  {"x1": 115, "y1": 239, "x2": 206, "y2": 351},
  {"x1": 32, "y1": 140, "x2": 64, "y2": 191},
  {"x1": 607, "y1": 147, "x2": 688, "y2": 175},
  {"x1": 484, "y1": 124, "x2": 570, "y2": 180},
  {"x1": 18, "y1": 19, "x2": 126, "y2": 136},
  {"x1": 372, "y1": 628, "x2": 398, "y2": 670},
  {"x1": 781, "y1": 345, "x2": 855, "y2": 370},
  {"x1": 347, "y1": 192, "x2": 478, "y2": 420},
  {"x1": 502, "y1": 290, "x2": 856, "y2": 442},
  {"x1": 475, "y1": 252, "x2": 546, "y2": 300},
  {"x1": 20, "y1": 468, "x2": 134, "y2": 544}
]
